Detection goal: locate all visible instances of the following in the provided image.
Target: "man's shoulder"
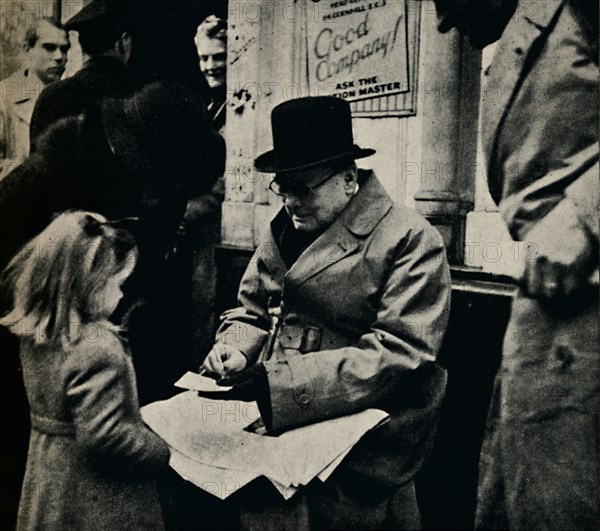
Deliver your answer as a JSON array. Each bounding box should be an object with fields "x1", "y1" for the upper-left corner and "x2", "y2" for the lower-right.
[
  {"x1": 1, "y1": 69, "x2": 25, "y2": 85},
  {"x1": 0, "y1": 69, "x2": 28, "y2": 106},
  {"x1": 31, "y1": 71, "x2": 94, "y2": 141},
  {"x1": 385, "y1": 201, "x2": 429, "y2": 227},
  {"x1": 378, "y1": 200, "x2": 445, "y2": 249},
  {"x1": 40, "y1": 62, "x2": 118, "y2": 102},
  {"x1": 129, "y1": 80, "x2": 205, "y2": 114},
  {"x1": 359, "y1": 171, "x2": 438, "y2": 238}
]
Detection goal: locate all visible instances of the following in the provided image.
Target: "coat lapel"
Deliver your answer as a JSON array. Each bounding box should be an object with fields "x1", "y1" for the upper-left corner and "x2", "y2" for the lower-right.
[
  {"x1": 258, "y1": 220, "x2": 289, "y2": 286},
  {"x1": 482, "y1": 0, "x2": 563, "y2": 159},
  {"x1": 284, "y1": 221, "x2": 361, "y2": 291},
  {"x1": 1, "y1": 70, "x2": 35, "y2": 125},
  {"x1": 12, "y1": 99, "x2": 35, "y2": 126}
]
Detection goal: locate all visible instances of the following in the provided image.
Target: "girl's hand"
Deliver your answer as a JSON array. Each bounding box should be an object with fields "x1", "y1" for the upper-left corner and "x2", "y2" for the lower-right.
[{"x1": 201, "y1": 344, "x2": 247, "y2": 380}]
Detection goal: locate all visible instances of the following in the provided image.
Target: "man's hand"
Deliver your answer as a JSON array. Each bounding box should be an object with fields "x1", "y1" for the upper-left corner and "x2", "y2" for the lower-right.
[
  {"x1": 521, "y1": 200, "x2": 597, "y2": 299},
  {"x1": 218, "y1": 363, "x2": 266, "y2": 388},
  {"x1": 201, "y1": 343, "x2": 247, "y2": 380}
]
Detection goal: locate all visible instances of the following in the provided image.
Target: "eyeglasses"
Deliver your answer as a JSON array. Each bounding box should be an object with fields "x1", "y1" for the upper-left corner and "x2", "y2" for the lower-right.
[{"x1": 268, "y1": 169, "x2": 337, "y2": 199}]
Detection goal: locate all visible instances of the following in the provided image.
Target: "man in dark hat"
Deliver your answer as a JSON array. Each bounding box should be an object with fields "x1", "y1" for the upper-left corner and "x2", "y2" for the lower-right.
[
  {"x1": 29, "y1": 0, "x2": 135, "y2": 142},
  {"x1": 201, "y1": 96, "x2": 451, "y2": 528},
  {"x1": 434, "y1": 1, "x2": 599, "y2": 528},
  {"x1": 31, "y1": 0, "x2": 220, "y2": 142}
]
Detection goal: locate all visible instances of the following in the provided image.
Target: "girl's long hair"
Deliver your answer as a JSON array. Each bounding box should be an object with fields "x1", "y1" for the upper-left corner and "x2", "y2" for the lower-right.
[{"x1": 0, "y1": 210, "x2": 137, "y2": 348}]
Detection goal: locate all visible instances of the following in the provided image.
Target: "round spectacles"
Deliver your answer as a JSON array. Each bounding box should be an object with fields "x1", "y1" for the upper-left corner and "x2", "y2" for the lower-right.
[{"x1": 268, "y1": 169, "x2": 337, "y2": 199}]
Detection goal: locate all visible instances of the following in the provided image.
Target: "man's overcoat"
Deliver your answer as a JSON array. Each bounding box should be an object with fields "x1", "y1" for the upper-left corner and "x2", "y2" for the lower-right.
[
  {"x1": 0, "y1": 69, "x2": 40, "y2": 178},
  {"x1": 217, "y1": 171, "x2": 451, "y2": 495},
  {"x1": 477, "y1": 0, "x2": 599, "y2": 527}
]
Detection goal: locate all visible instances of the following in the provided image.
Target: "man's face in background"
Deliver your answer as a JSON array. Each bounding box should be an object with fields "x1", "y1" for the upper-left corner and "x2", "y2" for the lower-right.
[
  {"x1": 434, "y1": 0, "x2": 518, "y2": 49},
  {"x1": 196, "y1": 34, "x2": 226, "y2": 90},
  {"x1": 26, "y1": 20, "x2": 70, "y2": 85}
]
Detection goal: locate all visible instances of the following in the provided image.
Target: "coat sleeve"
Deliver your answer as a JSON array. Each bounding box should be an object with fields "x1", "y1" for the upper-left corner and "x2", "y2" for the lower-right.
[
  {"x1": 261, "y1": 224, "x2": 451, "y2": 433},
  {"x1": 63, "y1": 340, "x2": 170, "y2": 471},
  {"x1": 500, "y1": 143, "x2": 599, "y2": 243},
  {"x1": 564, "y1": 152, "x2": 599, "y2": 241},
  {"x1": 183, "y1": 176, "x2": 225, "y2": 229},
  {"x1": 496, "y1": 2, "x2": 599, "y2": 244},
  {"x1": 214, "y1": 248, "x2": 271, "y2": 363}
]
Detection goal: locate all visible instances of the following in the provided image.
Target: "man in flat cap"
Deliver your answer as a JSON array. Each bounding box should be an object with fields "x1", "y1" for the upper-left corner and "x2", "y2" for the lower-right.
[
  {"x1": 29, "y1": 0, "x2": 135, "y2": 143},
  {"x1": 31, "y1": 0, "x2": 219, "y2": 142},
  {"x1": 434, "y1": 0, "x2": 598, "y2": 528},
  {"x1": 202, "y1": 96, "x2": 451, "y2": 528}
]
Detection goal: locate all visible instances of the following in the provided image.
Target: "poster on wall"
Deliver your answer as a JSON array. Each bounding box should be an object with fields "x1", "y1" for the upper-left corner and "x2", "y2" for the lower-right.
[{"x1": 306, "y1": 0, "x2": 409, "y2": 103}]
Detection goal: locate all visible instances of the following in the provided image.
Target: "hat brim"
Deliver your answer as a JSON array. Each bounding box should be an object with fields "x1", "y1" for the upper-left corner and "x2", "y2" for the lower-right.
[
  {"x1": 65, "y1": 4, "x2": 104, "y2": 30},
  {"x1": 254, "y1": 145, "x2": 375, "y2": 173},
  {"x1": 64, "y1": 0, "x2": 133, "y2": 31}
]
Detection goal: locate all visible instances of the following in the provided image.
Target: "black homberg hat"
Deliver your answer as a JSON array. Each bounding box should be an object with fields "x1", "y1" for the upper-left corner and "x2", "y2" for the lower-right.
[{"x1": 254, "y1": 96, "x2": 375, "y2": 174}]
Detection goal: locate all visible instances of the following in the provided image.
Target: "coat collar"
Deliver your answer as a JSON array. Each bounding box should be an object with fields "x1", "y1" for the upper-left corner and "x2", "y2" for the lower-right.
[
  {"x1": 338, "y1": 169, "x2": 393, "y2": 236},
  {"x1": 481, "y1": 0, "x2": 564, "y2": 159},
  {"x1": 81, "y1": 55, "x2": 127, "y2": 73},
  {"x1": 262, "y1": 170, "x2": 393, "y2": 291},
  {"x1": 77, "y1": 56, "x2": 129, "y2": 91}
]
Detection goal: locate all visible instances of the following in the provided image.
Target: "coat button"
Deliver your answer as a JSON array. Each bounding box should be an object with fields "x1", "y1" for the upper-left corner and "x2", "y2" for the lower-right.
[{"x1": 297, "y1": 393, "x2": 310, "y2": 405}]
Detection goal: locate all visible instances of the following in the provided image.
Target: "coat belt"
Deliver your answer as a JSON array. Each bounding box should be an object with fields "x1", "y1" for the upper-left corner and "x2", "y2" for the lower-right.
[
  {"x1": 30, "y1": 413, "x2": 75, "y2": 436},
  {"x1": 277, "y1": 323, "x2": 354, "y2": 353}
]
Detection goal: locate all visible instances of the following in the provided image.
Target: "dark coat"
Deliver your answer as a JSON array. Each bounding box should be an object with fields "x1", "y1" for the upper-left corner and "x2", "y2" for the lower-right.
[
  {"x1": 30, "y1": 56, "x2": 130, "y2": 146},
  {"x1": 17, "y1": 327, "x2": 169, "y2": 530},
  {"x1": 0, "y1": 79, "x2": 225, "y2": 282}
]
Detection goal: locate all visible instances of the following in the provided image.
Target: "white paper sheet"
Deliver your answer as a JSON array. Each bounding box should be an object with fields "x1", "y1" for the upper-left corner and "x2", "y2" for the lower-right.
[
  {"x1": 175, "y1": 371, "x2": 233, "y2": 393},
  {"x1": 141, "y1": 391, "x2": 389, "y2": 495},
  {"x1": 317, "y1": 447, "x2": 353, "y2": 482},
  {"x1": 169, "y1": 448, "x2": 258, "y2": 500}
]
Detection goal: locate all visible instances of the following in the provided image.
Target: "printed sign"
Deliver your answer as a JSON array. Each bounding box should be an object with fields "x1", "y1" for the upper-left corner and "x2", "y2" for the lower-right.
[{"x1": 306, "y1": 0, "x2": 409, "y2": 102}]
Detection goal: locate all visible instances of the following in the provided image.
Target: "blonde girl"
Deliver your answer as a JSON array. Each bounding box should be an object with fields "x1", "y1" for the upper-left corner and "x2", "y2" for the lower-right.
[{"x1": 0, "y1": 210, "x2": 169, "y2": 531}]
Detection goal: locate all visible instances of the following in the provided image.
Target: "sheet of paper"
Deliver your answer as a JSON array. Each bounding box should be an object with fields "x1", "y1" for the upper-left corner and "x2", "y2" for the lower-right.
[
  {"x1": 142, "y1": 391, "x2": 390, "y2": 491},
  {"x1": 317, "y1": 447, "x2": 353, "y2": 482},
  {"x1": 175, "y1": 371, "x2": 233, "y2": 392},
  {"x1": 268, "y1": 479, "x2": 300, "y2": 500},
  {"x1": 169, "y1": 448, "x2": 258, "y2": 500},
  {"x1": 170, "y1": 444, "x2": 341, "y2": 500},
  {"x1": 142, "y1": 392, "x2": 289, "y2": 482},
  {"x1": 273, "y1": 411, "x2": 390, "y2": 486}
]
